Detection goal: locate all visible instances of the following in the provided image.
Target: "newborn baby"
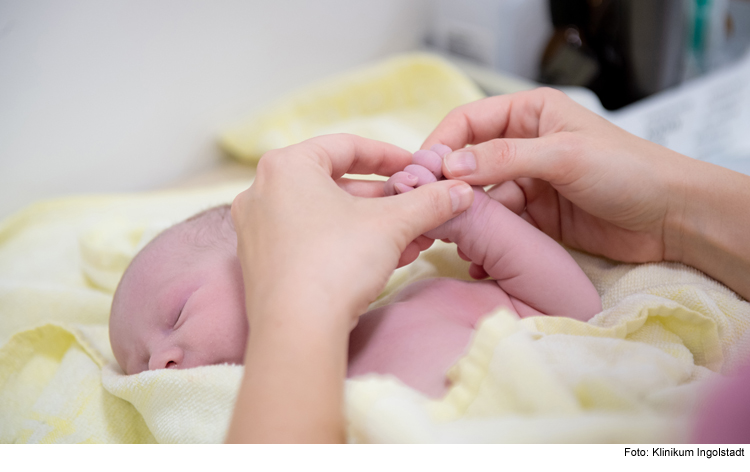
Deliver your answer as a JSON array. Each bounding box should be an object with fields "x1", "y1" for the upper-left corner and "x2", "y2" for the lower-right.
[{"x1": 110, "y1": 145, "x2": 602, "y2": 398}]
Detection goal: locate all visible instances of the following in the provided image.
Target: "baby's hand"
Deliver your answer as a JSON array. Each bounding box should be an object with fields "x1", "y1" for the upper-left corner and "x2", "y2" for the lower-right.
[
  {"x1": 385, "y1": 143, "x2": 601, "y2": 320},
  {"x1": 384, "y1": 144, "x2": 453, "y2": 196},
  {"x1": 385, "y1": 144, "x2": 486, "y2": 270}
]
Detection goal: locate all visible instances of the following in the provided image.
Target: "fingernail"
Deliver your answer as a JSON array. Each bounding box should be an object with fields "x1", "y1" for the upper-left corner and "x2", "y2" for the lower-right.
[
  {"x1": 444, "y1": 152, "x2": 476, "y2": 177},
  {"x1": 449, "y1": 184, "x2": 473, "y2": 213}
]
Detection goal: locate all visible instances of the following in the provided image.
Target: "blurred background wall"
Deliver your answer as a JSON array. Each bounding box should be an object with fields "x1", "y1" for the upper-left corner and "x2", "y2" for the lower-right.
[
  {"x1": 0, "y1": 0, "x2": 431, "y2": 219},
  {"x1": 2, "y1": 0, "x2": 749, "y2": 220}
]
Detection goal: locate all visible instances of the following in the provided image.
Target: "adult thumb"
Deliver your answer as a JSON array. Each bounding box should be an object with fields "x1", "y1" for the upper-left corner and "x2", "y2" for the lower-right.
[
  {"x1": 384, "y1": 180, "x2": 474, "y2": 240},
  {"x1": 441, "y1": 134, "x2": 569, "y2": 185}
]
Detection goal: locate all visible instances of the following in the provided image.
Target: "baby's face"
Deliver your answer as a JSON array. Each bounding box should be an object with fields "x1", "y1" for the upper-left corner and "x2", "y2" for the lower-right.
[{"x1": 110, "y1": 226, "x2": 248, "y2": 374}]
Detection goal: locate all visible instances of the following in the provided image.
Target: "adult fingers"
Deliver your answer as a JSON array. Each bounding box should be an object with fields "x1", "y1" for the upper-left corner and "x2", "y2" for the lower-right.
[
  {"x1": 379, "y1": 180, "x2": 474, "y2": 243},
  {"x1": 440, "y1": 133, "x2": 582, "y2": 187},
  {"x1": 336, "y1": 178, "x2": 386, "y2": 198},
  {"x1": 421, "y1": 88, "x2": 571, "y2": 151},
  {"x1": 291, "y1": 134, "x2": 413, "y2": 180},
  {"x1": 485, "y1": 181, "x2": 526, "y2": 215}
]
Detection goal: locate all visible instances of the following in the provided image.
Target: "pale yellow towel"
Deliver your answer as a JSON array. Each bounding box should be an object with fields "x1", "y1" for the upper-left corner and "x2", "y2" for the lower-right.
[
  {"x1": 2, "y1": 53, "x2": 749, "y2": 443},
  {"x1": 219, "y1": 53, "x2": 484, "y2": 163},
  {"x1": 343, "y1": 245, "x2": 749, "y2": 443},
  {"x1": 2, "y1": 186, "x2": 748, "y2": 443},
  {"x1": 0, "y1": 184, "x2": 249, "y2": 443}
]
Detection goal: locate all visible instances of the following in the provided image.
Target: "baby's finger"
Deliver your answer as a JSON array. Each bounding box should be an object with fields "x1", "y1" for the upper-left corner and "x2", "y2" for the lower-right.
[
  {"x1": 468, "y1": 263, "x2": 489, "y2": 279},
  {"x1": 485, "y1": 180, "x2": 526, "y2": 215},
  {"x1": 384, "y1": 172, "x2": 418, "y2": 196},
  {"x1": 456, "y1": 247, "x2": 471, "y2": 261},
  {"x1": 520, "y1": 211, "x2": 540, "y2": 230},
  {"x1": 396, "y1": 240, "x2": 421, "y2": 268},
  {"x1": 430, "y1": 144, "x2": 452, "y2": 158},
  {"x1": 396, "y1": 236, "x2": 435, "y2": 268},
  {"x1": 412, "y1": 150, "x2": 443, "y2": 178},
  {"x1": 414, "y1": 235, "x2": 435, "y2": 251},
  {"x1": 404, "y1": 164, "x2": 437, "y2": 186}
]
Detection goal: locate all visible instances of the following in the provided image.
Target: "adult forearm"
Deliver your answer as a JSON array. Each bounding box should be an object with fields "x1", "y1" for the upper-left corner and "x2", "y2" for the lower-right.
[
  {"x1": 665, "y1": 158, "x2": 750, "y2": 300},
  {"x1": 226, "y1": 300, "x2": 351, "y2": 443}
]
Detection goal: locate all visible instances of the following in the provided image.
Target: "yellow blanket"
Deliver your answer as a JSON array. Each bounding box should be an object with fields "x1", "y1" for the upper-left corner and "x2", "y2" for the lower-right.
[
  {"x1": 0, "y1": 186, "x2": 248, "y2": 443},
  {"x1": 2, "y1": 54, "x2": 748, "y2": 443},
  {"x1": 1, "y1": 190, "x2": 747, "y2": 443}
]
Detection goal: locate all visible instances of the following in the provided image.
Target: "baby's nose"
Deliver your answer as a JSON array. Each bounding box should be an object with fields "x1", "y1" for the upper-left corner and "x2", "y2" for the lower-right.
[{"x1": 148, "y1": 347, "x2": 184, "y2": 371}]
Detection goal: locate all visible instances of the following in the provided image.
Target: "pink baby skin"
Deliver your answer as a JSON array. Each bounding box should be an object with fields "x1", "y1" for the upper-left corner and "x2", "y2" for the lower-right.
[{"x1": 110, "y1": 144, "x2": 602, "y2": 398}]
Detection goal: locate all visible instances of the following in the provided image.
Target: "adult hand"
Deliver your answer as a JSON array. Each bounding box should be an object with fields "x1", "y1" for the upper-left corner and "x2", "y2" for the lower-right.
[
  {"x1": 334, "y1": 177, "x2": 438, "y2": 269},
  {"x1": 423, "y1": 88, "x2": 750, "y2": 301},
  {"x1": 422, "y1": 87, "x2": 688, "y2": 264},
  {"x1": 232, "y1": 133, "x2": 474, "y2": 326},
  {"x1": 227, "y1": 134, "x2": 473, "y2": 443}
]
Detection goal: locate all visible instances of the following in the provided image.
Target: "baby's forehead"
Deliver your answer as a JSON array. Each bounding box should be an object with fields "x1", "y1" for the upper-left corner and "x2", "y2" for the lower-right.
[
  {"x1": 132, "y1": 226, "x2": 190, "y2": 273},
  {"x1": 113, "y1": 227, "x2": 190, "y2": 306},
  {"x1": 114, "y1": 213, "x2": 234, "y2": 305},
  {"x1": 112, "y1": 206, "x2": 235, "y2": 313},
  {"x1": 110, "y1": 226, "x2": 194, "y2": 359}
]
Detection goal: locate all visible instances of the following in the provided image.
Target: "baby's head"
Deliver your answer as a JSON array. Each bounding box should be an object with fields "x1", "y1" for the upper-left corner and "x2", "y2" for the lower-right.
[{"x1": 109, "y1": 205, "x2": 248, "y2": 375}]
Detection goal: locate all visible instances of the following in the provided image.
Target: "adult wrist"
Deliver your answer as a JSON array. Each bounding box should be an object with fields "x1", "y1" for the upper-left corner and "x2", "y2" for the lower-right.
[{"x1": 665, "y1": 158, "x2": 750, "y2": 300}]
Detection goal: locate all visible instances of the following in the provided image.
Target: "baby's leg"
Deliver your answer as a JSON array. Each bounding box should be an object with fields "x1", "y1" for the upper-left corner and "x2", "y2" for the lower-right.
[{"x1": 386, "y1": 146, "x2": 601, "y2": 321}]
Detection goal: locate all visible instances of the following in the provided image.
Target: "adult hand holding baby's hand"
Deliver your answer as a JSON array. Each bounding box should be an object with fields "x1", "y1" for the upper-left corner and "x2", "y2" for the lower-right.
[
  {"x1": 424, "y1": 88, "x2": 750, "y2": 301},
  {"x1": 423, "y1": 87, "x2": 681, "y2": 265},
  {"x1": 231, "y1": 133, "x2": 473, "y2": 326},
  {"x1": 228, "y1": 134, "x2": 472, "y2": 443}
]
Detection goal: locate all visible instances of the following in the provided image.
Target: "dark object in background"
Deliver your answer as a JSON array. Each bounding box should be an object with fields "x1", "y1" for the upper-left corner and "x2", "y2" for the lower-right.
[{"x1": 541, "y1": 0, "x2": 687, "y2": 110}]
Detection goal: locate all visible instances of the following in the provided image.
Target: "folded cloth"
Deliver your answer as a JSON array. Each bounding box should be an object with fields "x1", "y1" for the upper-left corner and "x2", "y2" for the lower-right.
[
  {"x1": 1, "y1": 184, "x2": 748, "y2": 443},
  {"x1": 219, "y1": 53, "x2": 484, "y2": 163},
  {"x1": 0, "y1": 184, "x2": 248, "y2": 443},
  {"x1": 2, "y1": 53, "x2": 748, "y2": 443},
  {"x1": 103, "y1": 243, "x2": 747, "y2": 443},
  {"x1": 344, "y1": 246, "x2": 749, "y2": 443}
]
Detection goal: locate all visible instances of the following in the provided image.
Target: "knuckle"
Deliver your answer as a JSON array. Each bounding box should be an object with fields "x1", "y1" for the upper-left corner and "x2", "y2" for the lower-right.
[
  {"x1": 230, "y1": 192, "x2": 250, "y2": 227},
  {"x1": 426, "y1": 186, "x2": 450, "y2": 219},
  {"x1": 556, "y1": 131, "x2": 584, "y2": 158},
  {"x1": 230, "y1": 194, "x2": 241, "y2": 220},
  {"x1": 445, "y1": 105, "x2": 466, "y2": 120},
  {"x1": 297, "y1": 135, "x2": 341, "y2": 169},
  {"x1": 256, "y1": 150, "x2": 282, "y2": 175},
  {"x1": 329, "y1": 132, "x2": 355, "y2": 141},
  {"x1": 487, "y1": 138, "x2": 517, "y2": 167},
  {"x1": 550, "y1": 132, "x2": 585, "y2": 178},
  {"x1": 538, "y1": 86, "x2": 566, "y2": 101},
  {"x1": 445, "y1": 105, "x2": 471, "y2": 129}
]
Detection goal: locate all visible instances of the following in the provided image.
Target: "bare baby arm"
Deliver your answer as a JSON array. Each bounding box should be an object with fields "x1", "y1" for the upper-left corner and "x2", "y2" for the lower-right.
[{"x1": 386, "y1": 145, "x2": 601, "y2": 321}]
